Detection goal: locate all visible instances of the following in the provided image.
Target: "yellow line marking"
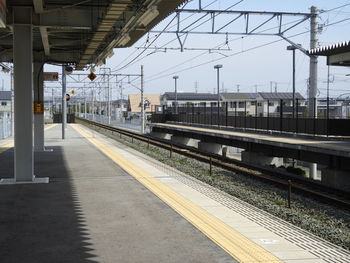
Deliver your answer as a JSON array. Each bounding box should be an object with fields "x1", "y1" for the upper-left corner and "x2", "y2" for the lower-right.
[
  {"x1": 72, "y1": 124, "x2": 282, "y2": 263},
  {"x1": 0, "y1": 124, "x2": 58, "y2": 153}
]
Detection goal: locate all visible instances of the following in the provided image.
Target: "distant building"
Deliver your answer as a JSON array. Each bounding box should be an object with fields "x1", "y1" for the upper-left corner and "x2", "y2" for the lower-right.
[
  {"x1": 317, "y1": 98, "x2": 350, "y2": 119},
  {"x1": 220, "y1": 92, "x2": 305, "y2": 116},
  {"x1": 220, "y1": 93, "x2": 257, "y2": 116},
  {"x1": 0, "y1": 91, "x2": 11, "y2": 112},
  {"x1": 112, "y1": 99, "x2": 128, "y2": 118},
  {"x1": 161, "y1": 92, "x2": 218, "y2": 107},
  {"x1": 128, "y1": 94, "x2": 160, "y2": 117},
  {"x1": 257, "y1": 92, "x2": 306, "y2": 117}
]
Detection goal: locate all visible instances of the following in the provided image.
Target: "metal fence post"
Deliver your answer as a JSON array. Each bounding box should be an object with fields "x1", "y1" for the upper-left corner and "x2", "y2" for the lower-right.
[
  {"x1": 204, "y1": 103, "x2": 206, "y2": 124},
  {"x1": 326, "y1": 96, "x2": 329, "y2": 136},
  {"x1": 280, "y1": 99, "x2": 283, "y2": 133},
  {"x1": 192, "y1": 103, "x2": 195, "y2": 123},
  {"x1": 235, "y1": 102, "x2": 237, "y2": 128},
  {"x1": 211, "y1": 103, "x2": 213, "y2": 125},
  {"x1": 244, "y1": 101, "x2": 247, "y2": 129},
  {"x1": 267, "y1": 99, "x2": 270, "y2": 131},
  {"x1": 255, "y1": 100, "x2": 258, "y2": 130},
  {"x1": 313, "y1": 97, "x2": 316, "y2": 135},
  {"x1": 296, "y1": 98, "x2": 299, "y2": 134},
  {"x1": 226, "y1": 101, "x2": 228, "y2": 127}
]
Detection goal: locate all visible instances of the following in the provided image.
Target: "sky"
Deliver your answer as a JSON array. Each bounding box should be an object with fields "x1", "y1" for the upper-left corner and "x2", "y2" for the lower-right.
[{"x1": 1, "y1": 0, "x2": 350, "y2": 100}]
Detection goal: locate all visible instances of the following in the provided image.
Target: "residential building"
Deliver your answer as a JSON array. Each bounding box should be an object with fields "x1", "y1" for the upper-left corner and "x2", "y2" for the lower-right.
[
  {"x1": 220, "y1": 93, "x2": 257, "y2": 116},
  {"x1": 257, "y1": 92, "x2": 306, "y2": 117},
  {"x1": 161, "y1": 92, "x2": 218, "y2": 107},
  {"x1": 128, "y1": 94, "x2": 160, "y2": 117},
  {"x1": 221, "y1": 92, "x2": 305, "y2": 117}
]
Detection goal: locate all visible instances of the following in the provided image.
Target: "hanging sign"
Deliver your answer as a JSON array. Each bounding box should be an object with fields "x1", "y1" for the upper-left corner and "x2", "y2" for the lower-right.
[{"x1": 88, "y1": 72, "x2": 97, "y2": 81}]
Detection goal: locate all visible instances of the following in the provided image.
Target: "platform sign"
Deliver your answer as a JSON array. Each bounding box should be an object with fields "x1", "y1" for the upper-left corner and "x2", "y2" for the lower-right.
[
  {"x1": 33, "y1": 101, "x2": 44, "y2": 114},
  {"x1": 71, "y1": 90, "x2": 75, "y2": 95},
  {"x1": 44, "y1": 72, "x2": 59, "y2": 81},
  {"x1": 66, "y1": 94, "x2": 70, "y2": 101},
  {"x1": 0, "y1": 0, "x2": 6, "y2": 28},
  {"x1": 88, "y1": 72, "x2": 97, "y2": 81}
]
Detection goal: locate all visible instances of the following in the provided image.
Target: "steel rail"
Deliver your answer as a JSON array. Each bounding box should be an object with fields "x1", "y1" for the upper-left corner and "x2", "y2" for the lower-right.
[{"x1": 76, "y1": 117, "x2": 350, "y2": 209}]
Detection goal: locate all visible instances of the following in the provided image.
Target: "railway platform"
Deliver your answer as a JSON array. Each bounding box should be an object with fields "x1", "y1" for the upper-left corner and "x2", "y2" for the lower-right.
[{"x1": 0, "y1": 124, "x2": 349, "y2": 263}]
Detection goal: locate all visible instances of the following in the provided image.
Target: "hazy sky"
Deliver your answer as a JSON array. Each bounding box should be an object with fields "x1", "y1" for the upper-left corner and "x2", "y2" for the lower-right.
[{"x1": 2, "y1": 0, "x2": 350, "y2": 100}]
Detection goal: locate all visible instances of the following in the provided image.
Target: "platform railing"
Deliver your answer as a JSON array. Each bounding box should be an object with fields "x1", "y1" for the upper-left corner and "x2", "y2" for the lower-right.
[{"x1": 151, "y1": 99, "x2": 350, "y2": 137}]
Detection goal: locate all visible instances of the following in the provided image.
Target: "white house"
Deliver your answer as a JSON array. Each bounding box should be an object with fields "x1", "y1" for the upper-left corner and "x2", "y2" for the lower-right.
[
  {"x1": 220, "y1": 92, "x2": 305, "y2": 117},
  {"x1": 162, "y1": 92, "x2": 218, "y2": 107}
]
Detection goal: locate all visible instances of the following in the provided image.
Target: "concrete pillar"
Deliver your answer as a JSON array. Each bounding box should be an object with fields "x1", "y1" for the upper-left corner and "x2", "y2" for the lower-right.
[
  {"x1": 34, "y1": 62, "x2": 45, "y2": 151},
  {"x1": 150, "y1": 131, "x2": 172, "y2": 140},
  {"x1": 198, "y1": 142, "x2": 222, "y2": 155},
  {"x1": 321, "y1": 169, "x2": 350, "y2": 193},
  {"x1": 0, "y1": 7, "x2": 48, "y2": 184},
  {"x1": 13, "y1": 8, "x2": 34, "y2": 182},
  {"x1": 171, "y1": 135, "x2": 198, "y2": 147},
  {"x1": 241, "y1": 151, "x2": 283, "y2": 167}
]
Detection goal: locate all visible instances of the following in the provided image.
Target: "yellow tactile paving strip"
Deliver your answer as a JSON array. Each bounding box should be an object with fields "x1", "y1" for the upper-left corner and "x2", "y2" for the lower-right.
[
  {"x1": 154, "y1": 123, "x2": 350, "y2": 151},
  {"x1": 72, "y1": 124, "x2": 282, "y2": 263},
  {"x1": 0, "y1": 124, "x2": 58, "y2": 154}
]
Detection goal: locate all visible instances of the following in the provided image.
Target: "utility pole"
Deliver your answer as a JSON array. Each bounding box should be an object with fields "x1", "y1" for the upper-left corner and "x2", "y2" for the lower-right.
[
  {"x1": 274, "y1": 82, "x2": 277, "y2": 93},
  {"x1": 62, "y1": 65, "x2": 67, "y2": 140},
  {"x1": 141, "y1": 65, "x2": 145, "y2": 134},
  {"x1": 270, "y1": 81, "x2": 273, "y2": 93},
  {"x1": 309, "y1": 6, "x2": 318, "y2": 119},
  {"x1": 236, "y1": 84, "x2": 240, "y2": 93},
  {"x1": 214, "y1": 64, "x2": 223, "y2": 127},
  {"x1": 309, "y1": 6, "x2": 318, "y2": 180},
  {"x1": 173, "y1": 75, "x2": 179, "y2": 114}
]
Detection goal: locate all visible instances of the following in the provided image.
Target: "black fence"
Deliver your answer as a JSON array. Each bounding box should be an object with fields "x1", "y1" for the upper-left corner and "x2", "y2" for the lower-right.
[{"x1": 151, "y1": 101, "x2": 350, "y2": 136}]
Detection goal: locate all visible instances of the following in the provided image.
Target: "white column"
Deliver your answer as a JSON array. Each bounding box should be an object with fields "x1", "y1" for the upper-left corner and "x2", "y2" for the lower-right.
[
  {"x1": 13, "y1": 8, "x2": 34, "y2": 182},
  {"x1": 34, "y1": 62, "x2": 45, "y2": 151}
]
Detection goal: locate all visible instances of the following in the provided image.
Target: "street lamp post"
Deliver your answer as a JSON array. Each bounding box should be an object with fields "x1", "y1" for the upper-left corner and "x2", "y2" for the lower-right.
[
  {"x1": 214, "y1": 64, "x2": 223, "y2": 126},
  {"x1": 287, "y1": 45, "x2": 299, "y2": 118},
  {"x1": 173, "y1": 76, "x2": 179, "y2": 114}
]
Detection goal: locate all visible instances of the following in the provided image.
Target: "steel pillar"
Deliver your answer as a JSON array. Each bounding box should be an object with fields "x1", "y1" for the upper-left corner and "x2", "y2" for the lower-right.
[{"x1": 34, "y1": 62, "x2": 45, "y2": 151}]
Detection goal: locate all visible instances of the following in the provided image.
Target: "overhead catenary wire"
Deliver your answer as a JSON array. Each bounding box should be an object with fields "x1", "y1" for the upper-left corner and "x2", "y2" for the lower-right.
[{"x1": 111, "y1": 0, "x2": 245, "y2": 73}]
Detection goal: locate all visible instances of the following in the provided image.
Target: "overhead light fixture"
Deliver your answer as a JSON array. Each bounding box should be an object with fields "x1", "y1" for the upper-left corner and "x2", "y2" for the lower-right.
[{"x1": 138, "y1": 6, "x2": 159, "y2": 27}]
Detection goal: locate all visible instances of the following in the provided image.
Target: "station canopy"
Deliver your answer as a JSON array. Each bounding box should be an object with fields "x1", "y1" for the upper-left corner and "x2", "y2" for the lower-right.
[
  {"x1": 0, "y1": 0, "x2": 185, "y2": 70},
  {"x1": 308, "y1": 41, "x2": 350, "y2": 66}
]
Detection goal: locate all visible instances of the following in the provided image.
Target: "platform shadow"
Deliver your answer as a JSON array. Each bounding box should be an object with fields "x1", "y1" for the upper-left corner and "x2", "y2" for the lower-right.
[{"x1": 0, "y1": 146, "x2": 98, "y2": 263}]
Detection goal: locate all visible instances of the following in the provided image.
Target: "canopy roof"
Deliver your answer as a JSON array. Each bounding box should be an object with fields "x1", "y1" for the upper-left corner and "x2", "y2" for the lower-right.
[
  {"x1": 0, "y1": 0, "x2": 186, "y2": 70},
  {"x1": 308, "y1": 41, "x2": 350, "y2": 66}
]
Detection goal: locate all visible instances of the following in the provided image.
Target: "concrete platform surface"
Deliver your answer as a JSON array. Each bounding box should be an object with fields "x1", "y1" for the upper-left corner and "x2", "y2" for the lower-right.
[
  {"x1": 0, "y1": 124, "x2": 234, "y2": 263},
  {"x1": 150, "y1": 123, "x2": 350, "y2": 158}
]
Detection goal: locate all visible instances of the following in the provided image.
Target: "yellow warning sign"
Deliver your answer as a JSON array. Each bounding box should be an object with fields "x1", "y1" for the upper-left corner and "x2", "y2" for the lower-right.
[
  {"x1": 88, "y1": 72, "x2": 97, "y2": 81},
  {"x1": 34, "y1": 101, "x2": 44, "y2": 114},
  {"x1": 66, "y1": 94, "x2": 71, "y2": 101},
  {"x1": 71, "y1": 89, "x2": 75, "y2": 95}
]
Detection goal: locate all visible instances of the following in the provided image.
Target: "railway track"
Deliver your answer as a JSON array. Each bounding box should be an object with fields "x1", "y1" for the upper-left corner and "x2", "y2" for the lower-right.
[{"x1": 76, "y1": 117, "x2": 350, "y2": 209}]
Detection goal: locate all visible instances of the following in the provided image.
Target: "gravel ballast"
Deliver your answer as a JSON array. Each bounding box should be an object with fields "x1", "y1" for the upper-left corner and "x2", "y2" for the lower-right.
[{"x1": 85, "y1": 123, "x2": 350, "y2": 250}]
